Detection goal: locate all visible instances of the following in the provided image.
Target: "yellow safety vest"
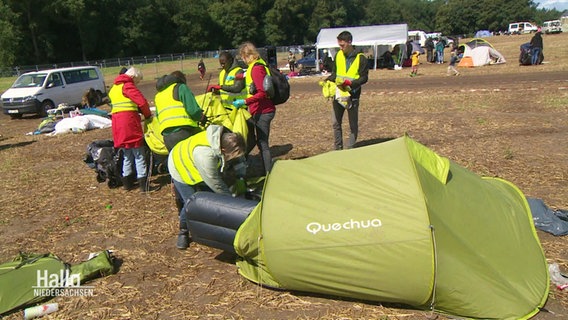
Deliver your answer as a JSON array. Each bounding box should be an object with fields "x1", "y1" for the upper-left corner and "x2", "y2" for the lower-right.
[
  {"x1": 245, "y1": 58, "x2": 271, "y2": 98},
  {"x1": 219, "y1": 67, "x2": 246, "y2": 105},
  {"x1": 109, "y1": 84, "x2": 138, "y2": 114},
  {"x1": 335, "y1": 50, "x2": 363, "y2": 83},
  {"x1": 154, "y1": 83, "x2": 197, "y2": 134},
  {"x1": 171, "y1": 131, "x2": 211, "y2": 185}
]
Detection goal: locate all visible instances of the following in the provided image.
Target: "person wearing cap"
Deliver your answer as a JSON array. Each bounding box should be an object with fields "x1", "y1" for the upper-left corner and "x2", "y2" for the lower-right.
[
  {"x1": 530, "y1": 28, "x2": 543, "y2": 65},
  {"x1": 167, "y1": 124, "x2": 247, "y2": 249}
]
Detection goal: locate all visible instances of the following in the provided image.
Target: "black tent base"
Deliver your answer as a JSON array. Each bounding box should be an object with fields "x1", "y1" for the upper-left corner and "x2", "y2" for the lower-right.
[{"x1": 185, "y1": 192, "x2": 259, "y2": 253}]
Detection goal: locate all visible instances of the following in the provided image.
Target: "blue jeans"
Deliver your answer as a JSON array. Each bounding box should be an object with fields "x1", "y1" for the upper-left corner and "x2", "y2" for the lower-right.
[
  {"x1": 173, "y1": 179, "x2": 196, "y2": 231},
  {"x1": 122, "y1": 147, "x2": 147, "y2": 179},
  {"x1": 173, "y1": 179, "x2": 212, "y2": 231},
  {"x1": 531, "y1": 47, "x2": 541, "y2": 65}
]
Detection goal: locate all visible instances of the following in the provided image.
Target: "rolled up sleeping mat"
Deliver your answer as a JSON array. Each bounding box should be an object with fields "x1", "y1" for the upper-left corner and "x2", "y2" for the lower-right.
[{"x1": 186, "y1": 192, "x2": 259, "y2": 253}]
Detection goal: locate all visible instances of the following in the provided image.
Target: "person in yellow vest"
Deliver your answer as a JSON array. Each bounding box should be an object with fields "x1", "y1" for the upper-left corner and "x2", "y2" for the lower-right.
[
  {"x1": 232, "y1": 41, "x2": 276, "y2": 174},
  {"x1": 109, "y1": 67, "x2": 153, "y2": 192},
  {"x1": 324, "y1": 31, "x2": 369, "y2": 150},
  {"x1": 168, "y1": 124, "x2": 246, "y2": 249},
  {"x1": 155, "y1": 70, "x2": 204, "y2": 151},
  {"x1": 206, "y1": 51, "x2": 246, "y2": 108}
]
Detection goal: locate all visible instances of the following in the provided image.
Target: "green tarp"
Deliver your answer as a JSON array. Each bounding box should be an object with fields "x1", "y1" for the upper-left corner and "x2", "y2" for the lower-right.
[{"x1": 234, "y1": 135, "x2": 549, "y2": 319}]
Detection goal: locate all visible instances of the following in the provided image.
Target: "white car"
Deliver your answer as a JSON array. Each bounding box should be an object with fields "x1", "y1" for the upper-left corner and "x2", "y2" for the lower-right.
[{"x1": 1, "y1": 66, "x2": 106, "y2": 119}]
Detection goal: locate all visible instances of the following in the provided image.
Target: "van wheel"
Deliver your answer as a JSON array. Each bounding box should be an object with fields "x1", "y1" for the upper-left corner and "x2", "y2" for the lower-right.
[{"x1": 40, "y1": 101, "x2": 55, "y2": 117}]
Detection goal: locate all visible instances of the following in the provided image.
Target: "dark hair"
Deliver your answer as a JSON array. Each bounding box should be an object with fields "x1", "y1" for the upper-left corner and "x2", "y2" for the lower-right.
[
  {"x1": 119, "y1": 67, "x2": 128, "y2": 75},
  {"x1": 337, "y1": 31, "x2": 353, "y2": 42},
  {"x1": 170, "y1": 70, "x2": 186, "y2": 84},
  {"x1": 219, "y1": 51, "x2": 234, "y2": 64}
]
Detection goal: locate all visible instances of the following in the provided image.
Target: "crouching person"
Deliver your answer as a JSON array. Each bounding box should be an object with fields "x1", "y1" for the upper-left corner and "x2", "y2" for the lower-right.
[{"x1": 168, "y1": 124, "x2": 246, "y2": 249}]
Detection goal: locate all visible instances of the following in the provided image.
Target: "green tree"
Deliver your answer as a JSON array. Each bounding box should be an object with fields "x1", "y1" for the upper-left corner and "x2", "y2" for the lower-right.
[
  {"x1": 208, "y1": 0, "x2": 259, "y2": 48},
  {"x1": 0, "y1": 0, "x2": 21, "y2": 68},
  {"x1": 264, "y1": 0, "x2": 314, "y2": 45}
]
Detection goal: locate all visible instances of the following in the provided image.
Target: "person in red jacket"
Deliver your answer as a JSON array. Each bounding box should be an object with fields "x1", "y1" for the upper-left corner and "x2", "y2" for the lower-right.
[
  {"x1": 109, "y1": 67, "x2": 153, "y2": 192},
  {"x1": 233, "y1": 42, "x2": 276, "y2": 174}
]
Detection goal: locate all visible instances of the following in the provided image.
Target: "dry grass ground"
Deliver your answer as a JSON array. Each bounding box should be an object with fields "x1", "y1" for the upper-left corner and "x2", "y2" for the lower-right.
[{"x1": 0, "y1": 32, "x2": 567, "y2": 319}]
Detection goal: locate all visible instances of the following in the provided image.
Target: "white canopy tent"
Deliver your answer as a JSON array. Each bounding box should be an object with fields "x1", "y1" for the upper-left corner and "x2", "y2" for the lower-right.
[{"x1": 315, "y1": 24, "x2": 409, "y2": 70}]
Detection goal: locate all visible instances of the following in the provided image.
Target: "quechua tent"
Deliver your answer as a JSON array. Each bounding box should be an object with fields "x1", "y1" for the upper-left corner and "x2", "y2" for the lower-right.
[
  {"x1": 458, "y1": 38, "x2": 506, "y2": 67},
  {"x1": 232, "y1": 135, "x2": 549, "y2": 319}
]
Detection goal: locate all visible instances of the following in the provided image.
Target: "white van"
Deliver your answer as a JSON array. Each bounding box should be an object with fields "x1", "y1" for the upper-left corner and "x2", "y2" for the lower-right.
[
  {"x1": 542, "y1": 20, "x2": 562, "y2": 34},
  {"x1": 1, "y1": 66, "x2": 106, "y2": 119},
  {"x1": 508, "y1": 22, "x2": 538, "y2": 35}
]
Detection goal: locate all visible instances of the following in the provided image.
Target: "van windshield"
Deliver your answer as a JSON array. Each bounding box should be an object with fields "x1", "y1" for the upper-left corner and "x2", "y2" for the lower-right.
[{"x1": 12, "y1": 74, "x2": 47, "y2": 88}]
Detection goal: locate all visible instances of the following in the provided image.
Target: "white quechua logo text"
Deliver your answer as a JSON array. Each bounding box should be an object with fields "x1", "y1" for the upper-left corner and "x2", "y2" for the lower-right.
[{"x1": 306, "y1": 218, "x2": 382, "y2": 235}]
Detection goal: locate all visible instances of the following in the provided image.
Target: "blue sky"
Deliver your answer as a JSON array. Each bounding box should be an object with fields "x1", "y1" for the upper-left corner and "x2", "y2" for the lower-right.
[{"x1": 535, "y1": 0, "x2": 568, "y2": 11}]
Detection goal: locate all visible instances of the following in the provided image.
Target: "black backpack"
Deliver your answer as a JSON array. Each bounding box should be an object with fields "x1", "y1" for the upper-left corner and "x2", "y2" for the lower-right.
[
  {"x1": 253, "y1": 63, "x2": 290, "y2": 105},
  {"x1": 84, "y1": 139, "x2": 123, "y2": 188}
]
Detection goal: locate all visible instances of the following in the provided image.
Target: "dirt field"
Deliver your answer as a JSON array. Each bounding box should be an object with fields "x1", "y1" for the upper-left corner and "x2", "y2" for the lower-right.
[{"x1": 1, "y1": 33, "x2": 567, "y2": 319}]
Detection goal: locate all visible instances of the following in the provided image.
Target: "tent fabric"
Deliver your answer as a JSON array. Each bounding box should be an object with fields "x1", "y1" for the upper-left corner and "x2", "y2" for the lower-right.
[
  {"x1": 315, "y1": 24, "x2": 408, "y2": 70},
  {"x1": 474, "y1": 30, "x2": 492, "y2": 38},
  {"x1": 465, "y1": 38, "x2": 494, "y2": 48},
  {"x1": 460, "y1": 46, "x2": 506, "y2": 67},
  {"x1": 316, "y1": 24, "x2": 408, "y2": 48},
  {"x1": 234, "y1": 135, "x2": 549, "y2": 320}
]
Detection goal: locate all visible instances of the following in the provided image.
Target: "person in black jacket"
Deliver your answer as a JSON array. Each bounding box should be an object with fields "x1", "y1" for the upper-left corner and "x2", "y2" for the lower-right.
[{"x1": 530, "y1": 29, "x2": 543, "y2": 65}]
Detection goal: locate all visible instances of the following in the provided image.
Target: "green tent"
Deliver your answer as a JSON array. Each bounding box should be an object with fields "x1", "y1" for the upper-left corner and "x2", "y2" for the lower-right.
[{"x1": 234, "y1": 135, "x2": 549, "y2": 319}]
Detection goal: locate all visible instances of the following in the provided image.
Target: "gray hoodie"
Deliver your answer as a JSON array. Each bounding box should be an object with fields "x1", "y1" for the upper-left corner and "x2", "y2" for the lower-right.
[{"x1": 168, "y1": 125, "x2": 230, "y2": 194}]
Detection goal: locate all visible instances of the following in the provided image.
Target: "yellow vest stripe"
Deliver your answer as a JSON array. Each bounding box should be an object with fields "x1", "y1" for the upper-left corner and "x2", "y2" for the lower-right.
[
  {"x1": 172, "y1": 131, "x2": 210, "y2": 185},
  {"x1": 336, "y1": 51, "x2": 363, "y2": 83},
  {"x1": 245, "y1": 58, "x2": 271, "y2": 99},
  {"x1": 155, "y1": 84, "x2": 196, "y2": 133},
  {"x1": 109, "y1": 83, "x2": 138, "y2": 113}
]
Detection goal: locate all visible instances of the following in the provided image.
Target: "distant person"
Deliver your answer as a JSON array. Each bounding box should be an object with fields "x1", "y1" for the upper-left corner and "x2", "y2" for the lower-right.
[
  {"x1": 169, "y1": 125, "x2": 246, "y2": 249},
  {"x1": 530, "y1": 28, "x2": 543, "y2": 65},
  {"x1": 154, "y1": 70, "x2": 204, "y2": 151},
  {"x1": 109, "y1": 67, "x2": 153, "y2": 192},
  {"x1": 287, "y1": 51, "x2": 296, "y2": 73},
  {"x1": 410, "y1": 51, "x2": 420, "y2": 77},
  {"x1": 425, "y1": 37, "x2": 435, "y2": 63},
  {"x1": 324, "y1": 30, "x2": 369, "y2": 150},
  {"x1": 197, "y1": 58, "x2": 206, "y2": 80},
  {"x1": 435, "y1": 38, "x2": 445, "y2": 64},
  {"x1": 447, "y1": 44, "x2": 461, "y2": 76},
  {"x1": 233, "y1": 41, "x2": 276, "y2": 174}
]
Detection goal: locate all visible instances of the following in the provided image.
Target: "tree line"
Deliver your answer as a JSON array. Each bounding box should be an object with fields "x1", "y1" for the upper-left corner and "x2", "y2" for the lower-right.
[{"x1": 0, "y1": 0, "x2": 561, "y2": 68}]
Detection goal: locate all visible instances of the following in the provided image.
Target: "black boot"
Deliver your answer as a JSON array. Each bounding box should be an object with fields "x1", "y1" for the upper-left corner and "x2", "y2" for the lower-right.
[
  {"x1": 121, "y1": 175, "x2": 135, "y2": 191},
  {"x1": 176, "y1": 229, "x2": 190, "y2": 250},
  {"x1": 138, "y1": 177, "x2": 148, "y2": 192}
]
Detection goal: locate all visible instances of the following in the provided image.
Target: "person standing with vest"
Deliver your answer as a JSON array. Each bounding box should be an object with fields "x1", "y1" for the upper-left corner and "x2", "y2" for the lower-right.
[
  {"x1": 232, "y1": 42, "x2": 276, "y2": 174},
  {"x1": 168, "y1": 124, "x2": 246, "y2": 249},
  {"x1": 324, "y1": 31, "x2": 369, "y2": 150},
  {"x1": 155, "y1": 70, "x2": 203, "y2": 151},
  {"x1": 206, "y1": 51, "x2": 247, "y2": 108},
  {"x1": 109, "y1": 67, "x2": 153, "y2": 192}
]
